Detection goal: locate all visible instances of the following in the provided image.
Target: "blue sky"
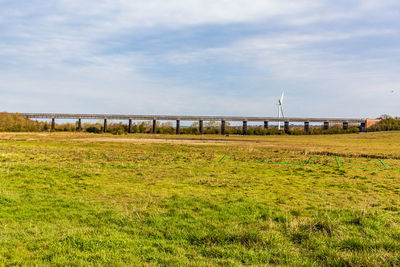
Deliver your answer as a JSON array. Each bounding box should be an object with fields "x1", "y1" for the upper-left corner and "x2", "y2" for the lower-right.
[{"x1": 0, "y1": 0, "x2": 399, "y2": 118}]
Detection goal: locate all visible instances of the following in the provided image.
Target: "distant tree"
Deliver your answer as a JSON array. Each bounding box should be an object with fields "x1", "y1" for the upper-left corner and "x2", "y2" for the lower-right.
[
  {"x1": 379, "y1": 114, "x2": 392, "y2": 119},
  {"x1": 161, "y1": 122, "x2": 173, "y2": 128}
]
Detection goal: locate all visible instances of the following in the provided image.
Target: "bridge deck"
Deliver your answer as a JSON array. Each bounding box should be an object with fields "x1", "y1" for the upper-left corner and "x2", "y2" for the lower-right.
[{"x1": 20, "y1": 113, "x2": 366, "y2": 123}]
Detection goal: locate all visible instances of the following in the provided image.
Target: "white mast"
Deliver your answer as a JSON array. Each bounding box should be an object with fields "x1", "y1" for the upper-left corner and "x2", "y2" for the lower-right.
[{"x1": 277, "y1": 92, "x2": 284, "y2": 130}]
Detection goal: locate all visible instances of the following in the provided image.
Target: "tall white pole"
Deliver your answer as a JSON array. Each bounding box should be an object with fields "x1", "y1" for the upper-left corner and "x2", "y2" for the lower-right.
[
  {"x1": 278, "y1": 105, "x2": 281, "y2": 130},
  {"x1": 277, "y1": 92, "x2": 284, "y2": 130}
]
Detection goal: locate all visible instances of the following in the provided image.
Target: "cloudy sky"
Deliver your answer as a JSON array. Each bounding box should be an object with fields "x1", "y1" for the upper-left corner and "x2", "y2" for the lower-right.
[{"x1": 0, "y1": 0, "x2": 399, "y2": 118}]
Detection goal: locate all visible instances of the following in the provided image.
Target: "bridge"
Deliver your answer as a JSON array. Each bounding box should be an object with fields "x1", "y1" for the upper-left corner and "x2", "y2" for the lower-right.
[{"x1": 20, "y1": 113, "x2": 370, "y2": 134}]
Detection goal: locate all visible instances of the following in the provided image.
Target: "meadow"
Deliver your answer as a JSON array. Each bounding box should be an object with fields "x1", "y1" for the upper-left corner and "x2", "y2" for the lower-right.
[{"x1": 0, "y1": 132, "x2": 399, "y2": 266}]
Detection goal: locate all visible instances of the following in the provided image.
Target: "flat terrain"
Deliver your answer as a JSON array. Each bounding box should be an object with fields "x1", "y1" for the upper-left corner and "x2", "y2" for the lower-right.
[{"x1": 0, "y1": 132, "x2": 400, "y2": 266}]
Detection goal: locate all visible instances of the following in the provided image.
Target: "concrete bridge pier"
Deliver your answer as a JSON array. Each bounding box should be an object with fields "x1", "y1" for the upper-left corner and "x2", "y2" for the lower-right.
[
  {"x1": 128, "y1": 119, "x2": 132, "y2": 133},
  {"x1": 242, "y1": 121, "x2": 248, "y2": 135},
  {"x1": 221, "y1": 120, "x2": 226, "y2": 135},
  {"x1": 104, "y1": 119, "x2": 107, "y2": 133},
  {"x1": 264, "y1": 121, "x2": 269, "y2": 130},
  {"x1": 199, "y1": 120, "x2": 203, "y2": 134},
  {"x1": 304, "y1": 121, "x2": 310, "y2": 133},
  {"x1": 343, "y1": 121, "x2": 348, "y2": 130},
  {"x1": 176, "y1": 120, "x2": 180, "y2": 135},
  {"x1": 360, "y1": 122, "x2": 366, "y2": 132},
  {"x1": 78, "y1": 118, "x2": 82, "y2": 131},
  {"x1": 323, "y1": 121, "x2": 329, "y2": 130},
  {"x1": 284, "y1": 121, "x2": 290, "y2": 134},
  {"x1": 51, "y1": 118, "x2": 55, "y2": 131},
  {"x1": 152, "y1": 120, "x2": 157, "y2": 134}
]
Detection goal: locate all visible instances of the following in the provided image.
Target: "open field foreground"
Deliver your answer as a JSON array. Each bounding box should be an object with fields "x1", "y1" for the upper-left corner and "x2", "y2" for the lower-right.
[{"x1": 0, "y1": 132, "x2": 400, "y2": 266}]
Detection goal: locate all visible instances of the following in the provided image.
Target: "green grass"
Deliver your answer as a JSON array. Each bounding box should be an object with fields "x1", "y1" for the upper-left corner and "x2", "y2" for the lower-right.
[{"x1": 0, "y1": 132, "x2": 400, "y2": 266}]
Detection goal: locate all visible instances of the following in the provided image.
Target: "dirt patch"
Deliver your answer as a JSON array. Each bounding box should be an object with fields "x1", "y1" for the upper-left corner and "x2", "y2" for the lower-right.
[
  {"x1": 72, "y1": 137, "x2": 317, "y2": 150},
  {"x1": 73, "y1": 137, "x2": 249, "y2": 146}
]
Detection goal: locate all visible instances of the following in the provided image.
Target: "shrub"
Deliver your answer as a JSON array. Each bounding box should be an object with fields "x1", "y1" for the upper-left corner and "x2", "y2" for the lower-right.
[
  {"x1": 86, "y1": 127, "x2": 100, "y2": 133},
  {"x1": 368, "y1": 116, "x2": 400, "y2": 132},
  {"x1": 0, "y1": 112, "x2": 43, "y2": 132}
]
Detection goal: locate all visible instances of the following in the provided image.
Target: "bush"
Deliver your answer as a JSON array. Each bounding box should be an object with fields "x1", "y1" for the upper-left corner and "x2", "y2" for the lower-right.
[
  {"x1": 108, "y1": 123, "x2": 127, "y2": 135},
  {"x1": 86, "y1": 127, "x2": 100, "y2": 133},
  {"x1": 157, "y1": 127, "x2": 174, "y2": 134},
  {"x1": 0, "y1": 112, "x2": 43, "y2": 132},
  {"x1": 368, "y1": 117, "x2": 400, "y2": 132}
]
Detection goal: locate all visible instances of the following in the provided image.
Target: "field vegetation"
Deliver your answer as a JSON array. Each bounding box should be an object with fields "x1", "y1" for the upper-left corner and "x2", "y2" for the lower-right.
[{"x1": 0, "y1": 132, "x2": 399, "y2": 265}]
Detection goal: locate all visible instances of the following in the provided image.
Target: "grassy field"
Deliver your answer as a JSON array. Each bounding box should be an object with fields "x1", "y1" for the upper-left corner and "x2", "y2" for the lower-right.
[{"x1": 0, "y1": 132, "x2": 400, "y2": 266}]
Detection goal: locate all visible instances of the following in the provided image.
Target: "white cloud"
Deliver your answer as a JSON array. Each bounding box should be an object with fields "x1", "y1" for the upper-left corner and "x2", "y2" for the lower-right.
[
  {"x1": 0, "y1": 0, "x2": 399, "y2": 117},
  {"x1": 56, "y1": 0, "x2": 315, "y2": 28}
]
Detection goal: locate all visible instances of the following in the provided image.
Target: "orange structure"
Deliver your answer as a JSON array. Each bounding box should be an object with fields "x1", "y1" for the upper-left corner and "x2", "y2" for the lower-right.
[{"x1": 366, "y1": 119, "x2": 381, "y2": 128}]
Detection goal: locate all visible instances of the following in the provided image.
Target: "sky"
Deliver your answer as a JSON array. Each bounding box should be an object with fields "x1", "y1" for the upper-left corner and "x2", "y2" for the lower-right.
[{"x1": 0, "y1": 0, "x2": 399, "y2": 118}]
